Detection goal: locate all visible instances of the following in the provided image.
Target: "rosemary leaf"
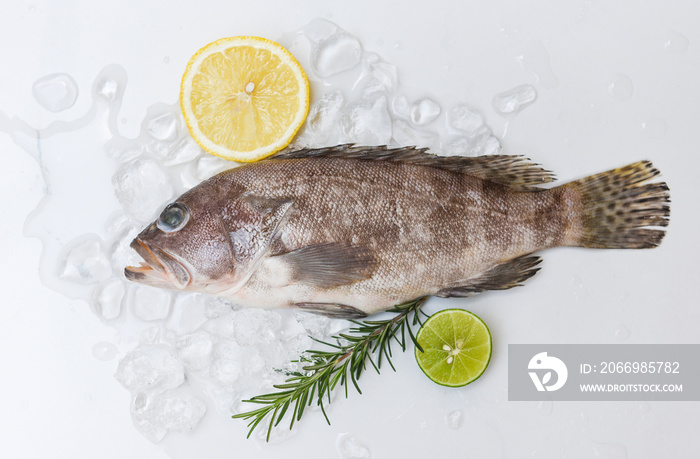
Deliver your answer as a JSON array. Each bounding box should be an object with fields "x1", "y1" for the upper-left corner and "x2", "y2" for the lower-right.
[{"x1": 232, "y1": 296, "x2": 427, "y2": 440}]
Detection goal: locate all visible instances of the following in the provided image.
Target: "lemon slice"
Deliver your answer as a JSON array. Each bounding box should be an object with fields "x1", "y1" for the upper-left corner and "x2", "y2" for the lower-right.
[
  {"x1": 415, "y1": 309, "x2": 492, "y2": 387},
  {"x1": 181, "y1": 36, "x2": 310, "y2": 162}
]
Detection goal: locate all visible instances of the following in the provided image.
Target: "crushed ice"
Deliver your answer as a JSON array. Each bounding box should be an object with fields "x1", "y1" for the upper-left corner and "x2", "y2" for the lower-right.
[{"x1": 2, "y1": 18, "x2": 541, "y2": 443}]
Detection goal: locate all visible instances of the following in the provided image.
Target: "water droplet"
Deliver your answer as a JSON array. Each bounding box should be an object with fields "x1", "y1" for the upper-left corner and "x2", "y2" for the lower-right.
[
  {"x1": 614, "y1": 324, "x2": 631, "y2": 342},
  {"x1": 513, "y1": 40, "x2": 559, "y2": 89},
  {"x1": 32, "y1": 73, "x2": 79, "y2": 112},
  {"x1": 607, "y1": 74, "x2": 634, "y2": 101},
  {"x1": 92, "y1": 341, "x2": 118, "y2": 361},
  {"x1": 641, "y1": 118, "x2": 668, "y2": 139},
  {"x1": 664, "y1": 32, "x2": 689, "y2": 55},
  {"x1": 445, "y1": 410, "x2": 463, "y2": 429},
  {"x1": 163, "y1": 56, "x2": 171, "y2": 64},
  {"x1": 493, "y1": 84, "x2": 537, "y2": 116},
  {"x1": 336, "y1": 433, "x2": 371, "y2": 458}
]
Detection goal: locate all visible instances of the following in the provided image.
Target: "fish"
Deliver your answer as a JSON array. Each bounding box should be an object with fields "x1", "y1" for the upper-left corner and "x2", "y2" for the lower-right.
[{"x1": 124, "y1": 145, "x2": 670, "y2": 318}]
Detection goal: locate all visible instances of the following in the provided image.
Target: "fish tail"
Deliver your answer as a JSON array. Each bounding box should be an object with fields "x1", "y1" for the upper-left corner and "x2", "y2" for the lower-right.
[{"x1": 562, "y1": 161, "x2": 670, "y2": 249}]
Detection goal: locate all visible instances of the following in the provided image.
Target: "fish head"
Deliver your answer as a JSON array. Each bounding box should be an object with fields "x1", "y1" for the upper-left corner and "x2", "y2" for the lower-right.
[{"x1": 124, "y1": 182, "x2": 292, "y2": 295}]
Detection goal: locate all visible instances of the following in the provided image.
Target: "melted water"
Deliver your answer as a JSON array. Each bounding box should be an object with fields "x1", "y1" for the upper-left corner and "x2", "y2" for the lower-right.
[{"x1": 3, "y1": 19, "x2": 508, "y2": 444}]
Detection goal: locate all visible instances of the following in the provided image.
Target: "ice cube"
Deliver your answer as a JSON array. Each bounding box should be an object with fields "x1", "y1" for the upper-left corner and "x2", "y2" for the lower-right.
[
  {"x1": 93, "y1": 65, "x2": 126, "y2": 101},
  {"x1": 169, "y1": 294, "x2": 208, "y2": 335},
  {"x1": 340, "y1": 94, "x2": 392, "y2": 145},
  {"x1": 60, "y1": 236, "x2": 112, "y2": 284},
  {"x1": 232, "y1": 309, "x2": 282, "y2": 346},
  {"x1": 115, "y1": 344, "x2": 185, "y2": 392},
  {"x1": 109, "y1": 224, "x2": 142, "y2": 272},
  {"x1": 392, "y1": 119, "x2": 438, "y2": 148},
  {"x1": 410, "y1": 98, "x2": 441, "y2": 125},
  {"x1": 32, "y1": 73, "x2": 78, "y2": 112},
  {"x1": 478, "y1": 136, "x2": 501, "y2": 156},
  {"x1": 449, "y1": 105, "x2": 484, "y2": 134},
  {"x1": 105, "y1": 138, "x2": 144, "y2": 163},
  {"x1": 336, "y1": 433, "x2": 371, "y2": 458},
  {"x1": 492, "y1": 84, "x2": 537, "y2": 116},
  {"x1": 209, "y1": 358, "x2": 241, "y2": 385},
  {"x1": 294, "y1": 311, "x2": 332, "y2": 338},
  {"x1": 194, "y1": 155, "x2": 234, "y2": 181},
  {"x1": 310, "y1": 22, "x2": 362, "y2": 77},
  {"x1": 391, "y1": 95, "x2": 411, "y2": 119},
  {"x1": 163, "y1": 137, "x2": 203, "y2": 167},
  {"x1": 130, "y1": 285, "x2": 172, "y2": 321},
  {"x1": 96, "y1": 78, "x2": 119, "y2": 101},
  {"x1": 204, "y1": 295, "x2": 237, "y2": 319},
  {"x1": 176, "y1": 331, "x2": 213, "y2": 372},
  {"x1": 202, "y1": 315, "x2": 235, "y2": 338},
  {"x1": 301, "y1": 90, "x2": 345, "y2": 146},
  {"x1": 112, "y1": 159, "x2": 174, "y2": 222},
  {"x1": 131, "y1": 389, "x2": 206, "y2": 443},
  {"x1": 239, "y1": 349, "x2": 266, "y2": 376},
  {"x1": 92, "y1": 278, "x2": 125, "y2": 320},
  {"x1": 151, "y1": 389, "x2": 206, "y2": 432},
  {"x1": 365, "y1": 56, "x2": 397, "y2": 93},
  {"x1": 212, "y1": 338, "x2": 240, "y2": 361},
  {"x1": 144, "y1": 106, "x2": 179, "y2": 141},
  {"x1": 444, "y1": 129, "x2": 501, "y2": 157}
]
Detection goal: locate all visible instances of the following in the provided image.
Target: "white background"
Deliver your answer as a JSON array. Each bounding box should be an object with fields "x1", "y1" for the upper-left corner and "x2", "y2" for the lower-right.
[{"x1": 1, "y1": 1, "x2": 698, "y2": 458}]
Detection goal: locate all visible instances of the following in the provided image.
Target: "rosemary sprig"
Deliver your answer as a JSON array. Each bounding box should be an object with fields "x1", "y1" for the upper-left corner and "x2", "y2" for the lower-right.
[{"x1": 232, "y1": 296, "x2": 427, "y2": 441}]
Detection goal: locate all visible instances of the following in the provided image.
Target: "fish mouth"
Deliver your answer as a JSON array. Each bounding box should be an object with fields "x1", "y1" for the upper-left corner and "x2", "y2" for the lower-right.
[{"x1": 124, "y1": 238, "x2": 192, "y2": 290}]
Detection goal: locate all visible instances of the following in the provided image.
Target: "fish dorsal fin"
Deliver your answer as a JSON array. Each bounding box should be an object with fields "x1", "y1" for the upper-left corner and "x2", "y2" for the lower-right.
[{"x1": 272, "y1": 145, "x2": 555, "y2": 190}]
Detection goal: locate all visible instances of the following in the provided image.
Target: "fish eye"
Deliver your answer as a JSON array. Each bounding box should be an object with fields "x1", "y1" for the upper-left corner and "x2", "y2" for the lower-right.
[{"x1": 157, "y1": 203, "x2": 190, "y2": 233}]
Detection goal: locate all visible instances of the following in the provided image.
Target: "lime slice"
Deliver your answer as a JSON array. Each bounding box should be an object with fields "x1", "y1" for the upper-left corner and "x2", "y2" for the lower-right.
[{"x1": 414, "y1": 309, "x2": 492, "y2": 387}]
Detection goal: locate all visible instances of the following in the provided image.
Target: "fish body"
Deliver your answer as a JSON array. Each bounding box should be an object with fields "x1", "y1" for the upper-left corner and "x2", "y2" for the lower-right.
[{"x1": 125, "y1": 145, "x2": 670, "y2": 318}]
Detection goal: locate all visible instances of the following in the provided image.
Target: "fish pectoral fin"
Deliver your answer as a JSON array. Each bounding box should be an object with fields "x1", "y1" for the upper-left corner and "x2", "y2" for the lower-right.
[
  {"x1": 275, "y1": 243, "x2": 377, "y2": 288},
  {"x1": 435, "y1": 254, "x2": 542, "y2": 297},
  {"x1": 291, "y1": 302, "x2": 368, "y2": 319}
]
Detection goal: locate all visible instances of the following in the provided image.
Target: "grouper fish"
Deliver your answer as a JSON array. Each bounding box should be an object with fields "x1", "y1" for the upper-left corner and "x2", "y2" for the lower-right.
[{"x1": 124, "y1": 145, "x2": 670, "y2": 318}]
